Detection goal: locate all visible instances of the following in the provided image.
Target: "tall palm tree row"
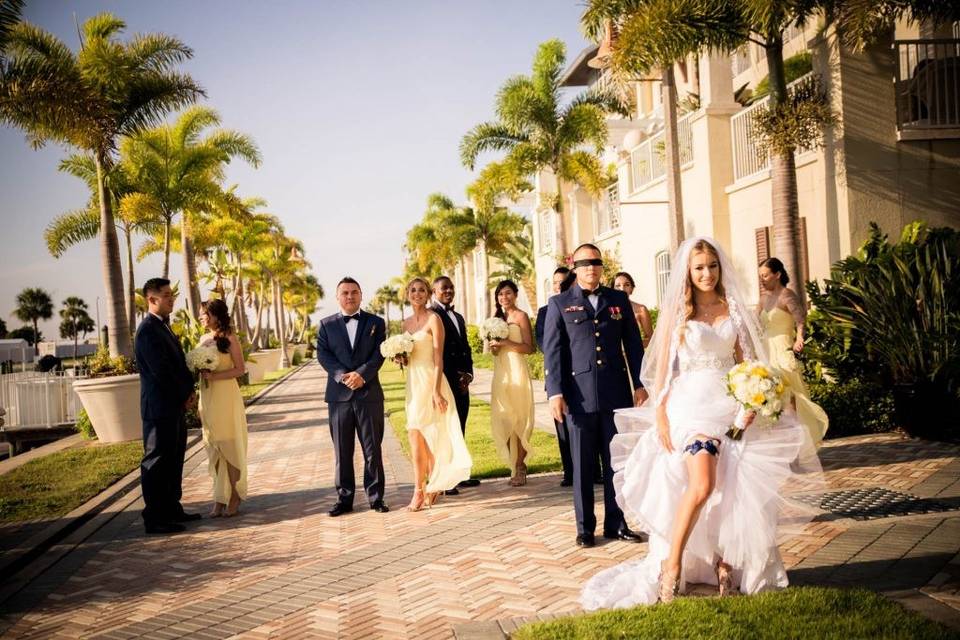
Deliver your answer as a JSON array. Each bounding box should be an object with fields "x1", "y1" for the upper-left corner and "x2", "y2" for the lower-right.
[{"x1": 13, "y1": 288, "x2": 53, "y2": 355}]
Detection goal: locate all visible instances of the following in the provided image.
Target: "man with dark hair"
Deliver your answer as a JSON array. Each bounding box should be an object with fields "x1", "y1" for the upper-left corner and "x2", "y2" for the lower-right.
[
  {"x1": 543, "y1": 243, "x2": 647, "y2": 548},
  {"x1": 135, "y1": 277, "x2": 199, "y2": 534},
  {"x1": 317, "y1": 277, "x2": 389, "y2": 516},
  {"x1": 429, "y1": 275, "x2": 478, "y2": 492},
  {"x1": 536, "y1": 266, "x2": 574, "y2": 487}
]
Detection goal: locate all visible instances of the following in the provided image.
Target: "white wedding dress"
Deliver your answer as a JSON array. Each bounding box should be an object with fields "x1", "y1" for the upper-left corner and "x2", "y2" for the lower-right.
[{"x1": 581, "y1": 318, "x2": 819, "y2": 610}]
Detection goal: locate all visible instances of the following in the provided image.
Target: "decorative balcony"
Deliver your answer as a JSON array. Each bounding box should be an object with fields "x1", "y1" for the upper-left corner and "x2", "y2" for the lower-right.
[
  {"x1": 628, "y1": 112, "x2": 694, "y2": 193},
  {"x1": 894, "y1": 39, "x2": 960, "y2": 139}
]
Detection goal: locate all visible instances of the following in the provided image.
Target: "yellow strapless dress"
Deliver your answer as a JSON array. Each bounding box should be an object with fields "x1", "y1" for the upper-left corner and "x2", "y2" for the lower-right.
[
  {"x1": 491, "y1": 323, "x2": 535, "y2": 474},
  {"x1": 199, "y1": 350, "x2": 248, "y2": 503},
  {"x1": 405, "y1": 330, "x2": 473, "y2": 492},
  {"x1": 761, "y1": 307, "x2": 829, "y2": 447}
]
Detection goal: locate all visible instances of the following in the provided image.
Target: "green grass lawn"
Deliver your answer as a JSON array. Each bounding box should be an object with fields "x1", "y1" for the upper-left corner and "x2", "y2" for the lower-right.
[
  {"x1": 473, "y1": 351, "x2": 545, "y2": 381},
  {"x1": 0, "y1": 441, "x2": 143, "y2": 523},
  {"x1": 240, "y1": 366, "x2": 295, "y2": 401},
  {"x1": 381, "y1": 362, "x2": 561, "y2": 478},
  {"x1": 513, "y1": 587, "x2": 954, "y2": 640}
]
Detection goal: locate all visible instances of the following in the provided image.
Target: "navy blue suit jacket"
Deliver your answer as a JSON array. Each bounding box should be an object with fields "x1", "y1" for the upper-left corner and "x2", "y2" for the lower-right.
[
  {"x1": 543, "y1": 283, "x2": 644, "y2": 414},
  {"x1": 316, "y1": 310, "x2": 386, "y2": 403},
  {"x1": 134, "y1": 314, "x2": 195, "y2": 420}
]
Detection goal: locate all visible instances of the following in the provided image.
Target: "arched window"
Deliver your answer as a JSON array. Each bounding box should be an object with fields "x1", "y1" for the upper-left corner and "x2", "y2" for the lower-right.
[{"x1": 655, "y1": 250, "x2": 671, "y2": 306}]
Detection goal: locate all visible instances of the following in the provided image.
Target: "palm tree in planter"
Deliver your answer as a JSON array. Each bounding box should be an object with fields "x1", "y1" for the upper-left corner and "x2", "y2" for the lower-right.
[
  {"x1": 0, "y1": 13, "x2": 203, "y2": 358},
  {"x1": 59, "y1": 296, "x2": 95, "y2": 362},
  {"x1": 460, "y1": 39, "x2": 628, "y2": 258},
  {"x1": 13, "y1": 287, "x2": 53, "y2": 355}
]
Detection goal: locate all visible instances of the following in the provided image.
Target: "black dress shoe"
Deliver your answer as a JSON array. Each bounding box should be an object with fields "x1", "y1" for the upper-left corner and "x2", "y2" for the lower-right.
[
  {"x1": 560, "y1": 478, "x2": 573, "y2": 487},
  {"x1": 593, "y1": 476, "x2": 604, "y2": 485},
  {"x1": 370, "y1": 501, "x2": 390, "y2": 513},
  {"x1": 603, "y1": 527, "x2": 645, "y2": 543},
  {"x1": 173, "y1": 511, "x2": 202, "y2": 522},
  {"x1": 575, "y1": 533, "x2": 596, "y2": 547},
  {"x1": 328, "y1": 503, "x2": 353, "y2": 517},
  {"x1": 144, "y1": 522, "x2": 185, "y2": 535},
  {"x1": 458, "y1": 478, "x2": 480, "y2": 488},
  {"x1": 445, "y1": 488, "x2": 460, "y2": 496}
]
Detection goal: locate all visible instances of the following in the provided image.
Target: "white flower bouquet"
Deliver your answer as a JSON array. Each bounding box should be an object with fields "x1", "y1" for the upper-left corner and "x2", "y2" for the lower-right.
[
  {"x1": 186, "y1": 344, "x2": 220, "y2": 388},
  {"x1": 479, "y1": 317, "x2": 509, "y2": 342},
  {"x1": 724, "y1": 360, "x2": 785, "y2": 440},
  {"x1": 380, "y1": 332, "x2": 415, "y2": 368}
]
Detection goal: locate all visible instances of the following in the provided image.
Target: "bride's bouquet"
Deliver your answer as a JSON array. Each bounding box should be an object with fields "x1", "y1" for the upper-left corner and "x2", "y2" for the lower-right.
[
  {"x1": 380, "y1": 332, "x2": 415, "y2": 368},
  {"x1": 724, "y1": 360, "x2": 785, "y2": 440},
  {"x1": 479, "y1": 317, "x2": 509, "y2": 342},
  {"x1": 186, "y1": 344, "x2": 220, "y2": 388}
]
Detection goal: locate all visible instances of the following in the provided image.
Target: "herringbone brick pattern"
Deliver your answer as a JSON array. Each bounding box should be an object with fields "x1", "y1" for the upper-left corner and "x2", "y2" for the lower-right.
[{"x1": 1, "y1": 363, "x2": 957, "y2": 639}]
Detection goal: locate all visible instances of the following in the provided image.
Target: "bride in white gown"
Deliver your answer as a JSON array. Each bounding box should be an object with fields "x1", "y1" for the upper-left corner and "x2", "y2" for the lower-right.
[{"x1": 581, "y1": 237, "x2": 823, "y2": 609}]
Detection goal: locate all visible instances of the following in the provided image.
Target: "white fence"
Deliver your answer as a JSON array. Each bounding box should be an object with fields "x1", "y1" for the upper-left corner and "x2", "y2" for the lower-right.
[
  {"x1": 730, "y1": 72, "x2": 817, "y2": 182},
  {"x1": 628, "y1": 111, "x2": 694, "y2": 193},
  {"x1": 596, "y1": 183, "x2": 621, "y2": 236},
  {"x1": 0, "y1": 371, "x2": 86, "y2": 428}
]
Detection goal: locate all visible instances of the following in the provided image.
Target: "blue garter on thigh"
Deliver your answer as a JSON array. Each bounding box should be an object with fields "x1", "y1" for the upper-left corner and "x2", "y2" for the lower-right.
[{"x1": 682, "y1": 438, "x2": 720, "y2": 457}]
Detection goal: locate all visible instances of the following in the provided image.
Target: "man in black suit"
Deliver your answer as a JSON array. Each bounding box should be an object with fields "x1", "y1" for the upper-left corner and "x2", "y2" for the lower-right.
[
  {"x1": 535, "y1": 266, "x2": 574, "y2": 487},
  {"x1": 430, "y1": 275, "x2": 478, "y2": 492},
  {"x1": 135, "y1": 278, "x2": 200, "y2": 534},
  {"x1": 316, "y1": 277, "x2": 389, "y2": 516}
]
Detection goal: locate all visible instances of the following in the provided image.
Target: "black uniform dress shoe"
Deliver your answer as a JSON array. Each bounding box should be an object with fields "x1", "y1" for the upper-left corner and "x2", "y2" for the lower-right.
[
  {"x1": 458, "y1": 478, "x2": 480, "y2": 488},
  {"x1": 144, "y1": 522, "x2": 186, "y2": 535},
  {"x1": 560, "y1": 478, "x2": 573, "y2": 487},
  {"x1": 575, "y1": 533, "x2": 596, "y2": 547},
  {"x1": 593, "y1": 476, "x2": 604, "y2": 485},
  {"x1": 173, "y1": 511, "x2": 202, "y2": 522},
  {"x1": 370, "y1": 500, "x2": 390, "y2": 513},
  {"x1": 445, "y1": 488, "x2": 460, "y2": 496},
  {"x1": 603, "y1": 527, "x2": 645, "y2": 543},
  {"x1": 328, "y1": 503, "x2": 354, "y2": 517}
]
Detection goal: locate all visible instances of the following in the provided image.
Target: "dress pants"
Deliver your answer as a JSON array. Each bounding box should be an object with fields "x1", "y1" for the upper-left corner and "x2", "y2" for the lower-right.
[
  {"x1": 444, "y1": 371, "x2": 470, "y2": 435},
  {"x1": 141, "y1": 413, "x2": 188, "y2": 525},
  {"x1": 554, "y1": 417, "x2": 573, "y2": 483},
  {"x1": 567, "y1": 411, "x2": 626, "y2": 536},
  {"x1": 329, "y1": 399, "x2": 385, "y2": 506}
]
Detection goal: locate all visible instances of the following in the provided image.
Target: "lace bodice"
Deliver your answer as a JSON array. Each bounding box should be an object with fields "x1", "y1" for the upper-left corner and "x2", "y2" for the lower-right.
[{"x1": 677, "y1": 318, "x2": 737, "y2": 374}]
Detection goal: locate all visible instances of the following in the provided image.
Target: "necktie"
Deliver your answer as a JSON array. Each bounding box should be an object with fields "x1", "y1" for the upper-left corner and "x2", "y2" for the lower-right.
[{"x1": 343, "y1": 314, "x2": 359, "y2": 323}]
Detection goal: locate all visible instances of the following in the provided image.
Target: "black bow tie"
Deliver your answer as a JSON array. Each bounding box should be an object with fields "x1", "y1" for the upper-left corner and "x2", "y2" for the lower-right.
[
  {"x1": 441, "y1": 303, "x2": 454, "y2": 312},
  {"x1": 343, "y1": 314, "x2": 360, "y2": 323},
  {"x1": 582, "y1": 288, "x2": 598, "y2": 297}
]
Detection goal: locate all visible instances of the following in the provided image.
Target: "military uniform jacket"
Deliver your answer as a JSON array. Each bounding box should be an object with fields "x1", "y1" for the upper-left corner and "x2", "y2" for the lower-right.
[{"x1": 542, "y1": 283, "x2": 644, "y2": 414}]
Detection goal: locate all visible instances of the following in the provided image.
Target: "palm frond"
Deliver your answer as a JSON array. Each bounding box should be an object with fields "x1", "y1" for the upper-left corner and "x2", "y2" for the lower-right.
[
  {"x1": 44, "y1": 208, "x2": 100, "y2": 257},
  {"x1": 82, "y1": 13, "x2": 126, "y2": 43},
  {"x1": 459, "y1": 122, "x2": 527, "y2": 169},
  {"x1": 127, "y1": 32, "x2": 194, "y2": 73}
]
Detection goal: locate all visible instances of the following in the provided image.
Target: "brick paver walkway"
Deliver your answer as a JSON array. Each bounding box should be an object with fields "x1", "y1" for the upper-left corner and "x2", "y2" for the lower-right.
[{"x1": 1, "y1": 362, "x2": 958, "y2": 639}]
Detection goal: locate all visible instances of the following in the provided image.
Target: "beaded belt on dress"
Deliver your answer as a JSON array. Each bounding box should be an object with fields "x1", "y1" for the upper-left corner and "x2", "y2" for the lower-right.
[{"x1": 679, "y1": 356, "x2": 735, "y2": 373}]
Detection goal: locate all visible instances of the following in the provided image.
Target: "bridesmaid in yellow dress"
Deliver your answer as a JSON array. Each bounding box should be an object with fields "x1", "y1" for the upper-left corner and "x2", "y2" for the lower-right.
[
  {"x1": 402, "y1": 278, "x2": 472, "y2": 511},
  {"x1": 612, "y1": 272, "x2": 654, "y2": 348},
  {"x1": 197, "y1": 299, "x2": 248, "y2": 517},
  {"x1": 488, "y1": 280, "x2": 536, "y2": 487},
  {"x1": 757, "y1": 258, "x2": 829, "y2": 446}
]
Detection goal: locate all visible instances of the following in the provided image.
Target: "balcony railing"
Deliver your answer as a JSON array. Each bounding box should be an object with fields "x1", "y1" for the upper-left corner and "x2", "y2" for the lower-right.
[
  {"x1": 537, "y1": 206, "x2": 554, "y2": 255},
  {"x1": 730, "y1": 72, "x2": 817, "y2": 182},
  {"x1": 628, "y1": 112, "x2": 694, "y2": 193},
  {"x1": 894, "y1": 39, "x2": 960, "y2": 133},
  {"x1": 596, "y1": 183, "x2": 621, "y2": 236}
]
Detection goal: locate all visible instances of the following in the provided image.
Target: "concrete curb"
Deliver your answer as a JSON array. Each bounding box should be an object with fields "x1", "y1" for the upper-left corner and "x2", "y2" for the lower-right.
[{"x1": 0, "y1": 363, "x2": 306, "y2": 596}]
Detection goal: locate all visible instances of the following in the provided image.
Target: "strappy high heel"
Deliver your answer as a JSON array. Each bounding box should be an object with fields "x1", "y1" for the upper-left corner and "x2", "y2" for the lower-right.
[
  {"x1": 658, "y1": 562, "x2": 680, "y2": 604},
  {"x1": 510, "y1": 461, "x2": 528, "y2": 487},
  {"x1": 716, "y1": 560, "x2": 734, "y2": 597},
  {"x1": 407, "y1": 487, "x2": 426, "y2": 512},
  {"x1": 427, "y1": 491, "x2": 442, "y2": 507}
]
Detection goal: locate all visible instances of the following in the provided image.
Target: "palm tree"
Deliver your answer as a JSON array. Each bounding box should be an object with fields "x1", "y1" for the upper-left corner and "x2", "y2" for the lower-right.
[
  {"x1": 121, "y1": 105, "x2": 261, "y2": 317},
  {"x1": 45, "y1": 154, "x2": 163, "y2": 333},
  {"x1": 374, "y1": 284, "x2": 399, "y2": 326},
  {"x1": 59, "y1": 296, "x2": 95, "y2": 361},
  {"x1": 460, "y1": 39, "x2": 627, "y2": 257},
  {"x1": 0, "y1": 0, "x2": 23, "y2": 54},
  {"x1": 14, "y1": 287, "x2": 53, "y2": 355},
  {"x1": 0, "y1": 13, "x2": 203, "y2": 357},
  {"x1": 488, "y1": 225, "x2": 537, "y2": 308}
]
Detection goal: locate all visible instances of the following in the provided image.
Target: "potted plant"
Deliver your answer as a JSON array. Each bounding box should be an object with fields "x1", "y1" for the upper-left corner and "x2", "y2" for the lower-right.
[{"x1": 72, "y1": 347, "x2": 141, "y2": 443}]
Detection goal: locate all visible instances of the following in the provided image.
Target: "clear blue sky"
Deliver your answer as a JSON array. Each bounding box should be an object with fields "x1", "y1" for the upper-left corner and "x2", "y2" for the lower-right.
[{"x1": 0, "y1": 0, "x2": 591, "y2": 340}]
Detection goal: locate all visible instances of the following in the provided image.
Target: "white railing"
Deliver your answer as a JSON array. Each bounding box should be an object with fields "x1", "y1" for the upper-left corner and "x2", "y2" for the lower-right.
[
  {"x1": 537, "y1": 207, "x2": 554, "y2": 254},
  {"x1": 0, "y1": 370, "x2": 86, "y2": 428},
  {"x1": 730, "y1": 72, "x2": 817, "y2": 182},
  {"x1": 629, "y1": 112, "x2": 694, "y2": 193},
  {"x1": 894, "y1": 39, "x2": 960, "y2": 131},
  {"x1": 596, "y1": 183, "x2": 621, "y2": 236},
  {"x1": 732, "y1": 45, "x2": 752, "y2": 76}
]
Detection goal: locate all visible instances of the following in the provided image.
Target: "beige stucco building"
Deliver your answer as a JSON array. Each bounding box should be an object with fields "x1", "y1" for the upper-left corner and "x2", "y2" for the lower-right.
[{"x1": 530, "y1": 20, "x2": 960, "y2": 311}]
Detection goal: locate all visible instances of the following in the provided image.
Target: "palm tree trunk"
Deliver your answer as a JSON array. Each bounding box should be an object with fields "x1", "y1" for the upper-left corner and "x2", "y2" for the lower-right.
[
  {"x1": 552, "y1": 170, "x2": 568, "y2": 257},
  {"x1": 181, "y1": 215, "x2": 202, "y2": 319},
  {"x1": 124, "y1": 225, "x2": 136, "y2": 335},
  {"x1": 481, "y1": 240, "x2": 491, "y2": 319},
  {"x1": 765, "y1": 38, "x2": 807, "y2": 309},
  {"x1": 663, "y1": 65, "x2": 685, "y2": 251},
  {"x1": 275, "y1": 280, "x2": 290, "y2": 368},
  {"x1": 234, "y1": 256, "x2": 247, "y2": 337},
  {"x1": 250, "y1": 282, "x2": 264, "y2": 347},
  {"x1": 32, "y1": 319, "x2": 39, "y2": 356},
  {"x1": 94, "y1": 153, "x2": 133, "y2": 359},
  {"x1": 162, "y1": 215, "x2": 171, "y2": 279}
]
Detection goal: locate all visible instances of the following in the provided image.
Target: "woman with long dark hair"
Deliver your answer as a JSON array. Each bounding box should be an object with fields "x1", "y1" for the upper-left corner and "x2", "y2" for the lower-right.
[
  {"x1": 612, "y1": 271, "x2": 654, "y2": 348},
  {"x1": 198, "y1": 298, "x2": 248, "y2": 517},
  {"x1": 489, "y1": 280, "x2": 536, "y2": 486}
]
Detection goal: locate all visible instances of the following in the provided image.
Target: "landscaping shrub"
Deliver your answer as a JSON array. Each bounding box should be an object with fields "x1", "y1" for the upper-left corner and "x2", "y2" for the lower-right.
[
  {"x1": 809, "y1": 378, "x2": 896, "y2": 438},
  {"x1": 87, "y1": 347, "x2": 136, "y2": 377},
  {"x1": 74, "y1": 407, "x2": 96, "y2": 440},
  {"x1": 292, "y1": 350, "x2": 303, "y2": 366},
  {"x1": 466, "y1": 324, "x2": 483, "y2": 355}
]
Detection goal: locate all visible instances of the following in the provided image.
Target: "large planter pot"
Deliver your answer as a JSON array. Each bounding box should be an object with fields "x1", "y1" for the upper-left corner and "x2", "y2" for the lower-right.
[
  {"x1": 245, "y1": 349, "x2": 282, "y2": 383},
  {"x1": 73, "y1": 374, "x2": 142, "y2": 443}
]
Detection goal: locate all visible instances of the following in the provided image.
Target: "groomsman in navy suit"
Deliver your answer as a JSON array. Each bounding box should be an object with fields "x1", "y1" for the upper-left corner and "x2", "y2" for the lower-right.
[
  {"x1": 535, "y1": 267, "x2": 574, "y2": 487},
  {"x1": 543, "y1": 244, "x2": 647, "y2": 547},
  {"x1": 317, "y1": 277, "x2": 389, "y2": 516},
  {"x1": 135, "y1": 277, "x2": 200, "y2": 534},
  {"x1": 430, "y1": 275, "x2": 478, "y2": 493}
]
